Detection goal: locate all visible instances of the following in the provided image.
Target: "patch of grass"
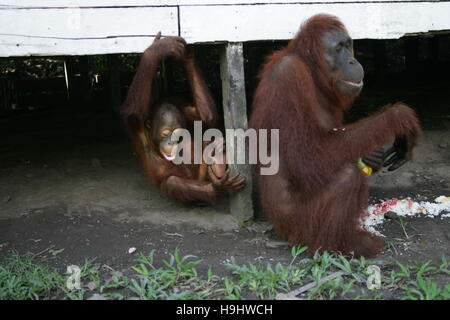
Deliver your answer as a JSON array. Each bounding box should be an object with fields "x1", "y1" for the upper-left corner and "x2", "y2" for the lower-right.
[
  {"x1": 223, "y1": 249, "x2": 449, "y2": 300},
  {"x1": 0, "y1": 252, "x2": 62, "y2": 300},
  {"x1": 0, "y1": 249, "x2": 448, "y2": 300},
  {"x1": 128, "y1": 247, "x2": 220, "y2": 300},
  {"x1": 222, "y1": 246, "x2": 308, "y2": 299},
  {"x1": 98, "y1": 270, "x2": 130, "y2": 300},
  {"x1": 62, "y1": 259, "x2": 102, "y2": 300},
  {"x1": 402, "y1": 259, "x2": 450, "y2": 300},
  {"x1": 382, "y1": 258, "x2": 450, "y2": 300},
  {"x1": 385, "y1": 240, "x2": 402, "y2": 256},
  {"x1": 404, "y1": 275, "x2": 449, "y2": 300},
  {"x1": 222, "y1": 247, "x2": 369, "y2": 300},
  {"x1": 395, "y1": 218, "x2": 418, "y2": 240},
  {"x1": 302, "y1": 251, "x2": 359, "y2": 300}
]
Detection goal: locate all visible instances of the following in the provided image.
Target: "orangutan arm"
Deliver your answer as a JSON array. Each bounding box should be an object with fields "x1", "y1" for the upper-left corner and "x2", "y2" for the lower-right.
[
  {"x1": 160, "y1": 176, "x2": 217, "y2": 203},
  {"x1": 184, "y1": 47, "x2": 218, "y2": 127},
  {"x1": 327, "y1": 104, "x2": 422, "y2": 165},
  {"x1": 121, "y1": 33, "x2": 186, "y2": 123}
]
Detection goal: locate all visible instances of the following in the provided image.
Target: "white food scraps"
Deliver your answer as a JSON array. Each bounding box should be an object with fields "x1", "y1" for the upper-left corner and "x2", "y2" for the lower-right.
[{"x1": 360, "y1": 196, "x2": 450, "y2": 237}]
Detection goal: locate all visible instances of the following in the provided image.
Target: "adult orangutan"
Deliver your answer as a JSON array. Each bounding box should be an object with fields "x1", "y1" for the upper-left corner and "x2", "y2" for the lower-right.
[
  {"x1": 121, "y1": 34, "x2": 245, "y2": 203},
  {"x1": 249, "y1": 14, "x2": 422, "y2": 257}
]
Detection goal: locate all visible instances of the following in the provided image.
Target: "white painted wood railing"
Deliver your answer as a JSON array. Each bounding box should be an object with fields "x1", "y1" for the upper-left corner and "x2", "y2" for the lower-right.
[{"x1": 0, "y1": 1, "x2": 449, "y2": 56}]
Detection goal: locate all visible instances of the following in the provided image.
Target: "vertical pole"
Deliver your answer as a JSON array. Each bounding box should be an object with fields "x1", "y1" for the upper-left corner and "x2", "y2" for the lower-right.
[
  {"x1": 107, "y1": 54, "x2": 121, "y2": 113},
  {"x1": 64, "y1": 56, "x2": 77, "y2": 106},
  {"x1": 220, "y1": 42, "x2": 254, "y2": 225}
]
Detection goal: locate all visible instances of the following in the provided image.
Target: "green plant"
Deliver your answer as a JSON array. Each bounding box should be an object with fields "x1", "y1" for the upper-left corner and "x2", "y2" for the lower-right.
[
  {"x1": 1, "y1": 249, "x2": 448, "y2": 301},
  {"x1": 395, "y1": 218, "x2": 417, "y2": 239},
  {"x1": 0, "y1": 252, "x2": 62, "y2": 300},
  {"x1": 129, "y1": 248, "x2": 214, "y2": 300},
  {"x1": 404, "y1": 275, "x2": 449, "y2": 300},
  {"x1": 223, "y1": 246, "x2": 309, "y2": 299}
]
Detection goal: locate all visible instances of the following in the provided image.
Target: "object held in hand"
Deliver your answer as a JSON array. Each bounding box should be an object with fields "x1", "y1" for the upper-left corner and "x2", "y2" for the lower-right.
[{"x1": 357, "y1": 158, "x2": 373, "y2": 177}]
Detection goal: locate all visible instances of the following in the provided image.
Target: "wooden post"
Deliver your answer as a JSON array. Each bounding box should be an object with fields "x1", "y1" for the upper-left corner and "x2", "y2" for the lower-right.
[
  {"x1": 64, "y1": 56, "x2": 77, "y2": 106},
  {"x1": 220, "y1": 42, "x2": 254, "y2": 225},
  {"x1": 107, "y1": 54, "x2": 121, "y2": 113}
]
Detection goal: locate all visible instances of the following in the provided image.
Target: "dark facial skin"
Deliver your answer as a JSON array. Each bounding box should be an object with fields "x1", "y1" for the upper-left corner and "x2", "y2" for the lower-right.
[
  {"x1": 147, "y1": 104, "x2": 186, "y2": 161},
  {"x1": 322, "y1": 30, "x2": 364, "y2": 97}
]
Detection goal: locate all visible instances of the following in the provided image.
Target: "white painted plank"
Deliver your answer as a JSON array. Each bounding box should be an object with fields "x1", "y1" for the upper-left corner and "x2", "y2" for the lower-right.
[
  {"x1": 0, "y1": 1, "x2": 179, "y2": 8},
  {"x1": 177, "y1": 0, "x2": 434, "y2": 5},
  {"x1": 0, "y1": 7, "x2": 178, "y2": 56},
  {"x1": 0, "y1": 7, "x2": 177, "y2": 38},
  {"x1": 0, "y1": 0, "x2": 437, "y2": 8},
  {"x1": 180, "y1": 2, "x2": 450, "y2": 43},
  {"x1": 1, "y1": 1, "x2": 449, "y2": 56},
  {"x1": 0, "y1": 35, "x2": 164, "y2": 56}
]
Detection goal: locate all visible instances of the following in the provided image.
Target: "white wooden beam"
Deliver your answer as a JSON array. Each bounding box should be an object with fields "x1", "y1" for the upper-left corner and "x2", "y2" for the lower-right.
[
  {"x1": 177, "y1": 0, "x2": 430, "y2": 4},
  {"x1": 180, "y1": 2, "x2": 450, "y2": 43},
  {"x1": 1, "y1": 1, "x2": 450, "y2": 56},
  {"x1": 0, "y1": 1, "x2": 179, "y2": 8},
  {"x1": 0, "y1": 0, "x2": 433, "y2": 7},
  {"x1": 0, "y1": 6, "x2": 178, "y2": 56}
]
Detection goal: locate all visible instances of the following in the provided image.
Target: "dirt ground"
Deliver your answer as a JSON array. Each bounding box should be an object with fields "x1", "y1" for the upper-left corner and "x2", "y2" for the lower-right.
[{"x1": 0, "y1": 106, "x2": 449, "y2": 281}]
